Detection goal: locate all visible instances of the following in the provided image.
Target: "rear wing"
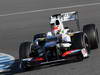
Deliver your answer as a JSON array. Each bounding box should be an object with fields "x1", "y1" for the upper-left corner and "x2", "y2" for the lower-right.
[
  {"x1": 50, "y1": 11, "x2": 80, "y2": 31},
  {"x1": 50, "y1": 11, "x2": 78, "y2": 22}
]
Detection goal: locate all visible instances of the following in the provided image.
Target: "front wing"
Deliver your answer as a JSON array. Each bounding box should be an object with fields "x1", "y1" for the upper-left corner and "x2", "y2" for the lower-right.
[{"x1": 20, "y1": 48, "x2": 88, "y2": 66}]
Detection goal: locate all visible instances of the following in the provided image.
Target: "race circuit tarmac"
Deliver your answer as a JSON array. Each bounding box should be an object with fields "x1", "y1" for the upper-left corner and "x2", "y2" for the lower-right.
[{"x1": 0, "y1": 0, "x2": 100, "y2": 75}]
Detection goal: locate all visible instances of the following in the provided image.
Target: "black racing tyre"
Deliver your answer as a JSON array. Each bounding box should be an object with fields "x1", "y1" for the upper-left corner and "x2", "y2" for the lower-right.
[
  {"x1": 19, "y1": 41, "x2": 32, "y2": 70},
  {"x1": 83, "y1": 24, "x2": 99, "y2": 49},
  {"x1": 72, "y1": 32, "x2": 89, "y2": 61}
]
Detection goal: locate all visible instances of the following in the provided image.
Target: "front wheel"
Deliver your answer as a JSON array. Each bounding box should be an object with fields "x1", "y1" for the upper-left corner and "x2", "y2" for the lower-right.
[{"x1": 19, "y1": 41, "x2": 32, "y2": 70}]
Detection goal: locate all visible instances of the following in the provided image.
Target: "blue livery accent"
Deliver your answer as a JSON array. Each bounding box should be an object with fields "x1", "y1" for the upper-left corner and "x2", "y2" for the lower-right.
[
  {"x1": 71, "y1": 49, "x2": 81, "y2": 53},
  {"x1": 0, "y1": 53, "x2": 15, "y2": 72}
]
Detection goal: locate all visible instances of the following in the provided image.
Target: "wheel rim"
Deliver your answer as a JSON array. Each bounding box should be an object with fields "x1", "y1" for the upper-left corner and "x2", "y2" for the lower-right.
[{"x1": 82, "y1": 34, "x2": 89, "y2": 52}]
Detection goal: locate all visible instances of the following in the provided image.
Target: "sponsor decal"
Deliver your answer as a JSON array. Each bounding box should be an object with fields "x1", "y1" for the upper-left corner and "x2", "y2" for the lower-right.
[
  {"x1": 35, "y1": 57, "x2": 44, "y2": 61},
  {"x1": 81, "y1": 48, "x2": 88, "y2": 57},
  {"x1": 62, "y1": 49, "x2": 80, "y2": 56},
  {"x1": 71, "y1": 49, "x2": 80, "y2": 53}
]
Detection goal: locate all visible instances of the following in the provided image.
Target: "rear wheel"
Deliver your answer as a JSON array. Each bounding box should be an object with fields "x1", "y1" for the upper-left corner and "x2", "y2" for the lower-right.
[
  {"x1": 83, "y1": 24, "x2": 99, "y2": 49},
  {"x1": 19, "y1": 41, "x2": 32, "y2": 70}
]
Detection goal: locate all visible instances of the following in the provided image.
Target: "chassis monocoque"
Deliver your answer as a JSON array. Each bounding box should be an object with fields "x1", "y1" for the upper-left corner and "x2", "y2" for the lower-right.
[{"x1": 19, "y1": 11, "x2": 99, "y2": 70}]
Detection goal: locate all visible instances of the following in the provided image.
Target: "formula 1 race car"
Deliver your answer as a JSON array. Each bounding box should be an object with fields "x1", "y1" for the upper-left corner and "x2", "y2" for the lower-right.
[{"x1": 19, "y1": 11, "x2": 99, "y2": 70}]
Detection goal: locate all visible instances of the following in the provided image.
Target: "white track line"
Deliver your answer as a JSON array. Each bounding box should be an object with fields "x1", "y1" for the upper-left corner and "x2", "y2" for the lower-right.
[{"x1": 0, "y1": 2, "x2": 100, "y2": 17}]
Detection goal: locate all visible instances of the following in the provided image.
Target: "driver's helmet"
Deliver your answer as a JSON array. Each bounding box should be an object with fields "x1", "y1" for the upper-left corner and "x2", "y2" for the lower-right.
[{"x1": 50, "y1": 20, "x2": 61, "y2": 35}]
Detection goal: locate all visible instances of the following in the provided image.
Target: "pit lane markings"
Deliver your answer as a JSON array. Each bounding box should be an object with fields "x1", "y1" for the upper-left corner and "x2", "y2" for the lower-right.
[{"x1": 0, "y1": 2, "x2": 100, "y2": 17}]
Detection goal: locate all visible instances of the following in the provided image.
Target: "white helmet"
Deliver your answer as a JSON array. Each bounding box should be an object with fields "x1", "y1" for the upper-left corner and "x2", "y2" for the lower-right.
[{"x1": 50, "y1": 20, "x2": 63, "y2": 35}]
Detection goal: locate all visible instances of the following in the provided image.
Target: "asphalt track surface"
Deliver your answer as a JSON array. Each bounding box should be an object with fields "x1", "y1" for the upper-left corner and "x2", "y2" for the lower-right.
[{"x1": 0, "y1": 0, "x2": 100, "y2": 75}]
